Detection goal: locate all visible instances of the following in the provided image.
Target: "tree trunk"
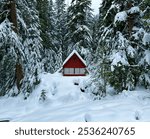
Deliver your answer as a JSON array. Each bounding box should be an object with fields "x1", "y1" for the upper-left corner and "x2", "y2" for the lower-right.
[
  {"x1": 127, "y1": 14, "x2": 134, "y2": 36},
  {"x1": 8, "y1": 0, "x2": 24, "y2": 90},
  {"x1": 126, "y1": 1, "x2": 134, "y2": 37},
  {"x1": 9, "y1": 0, "x2": 18, "y2": 33},
  {"x1": 15, "y1": 63, "x2": 24, "y2": 90}
]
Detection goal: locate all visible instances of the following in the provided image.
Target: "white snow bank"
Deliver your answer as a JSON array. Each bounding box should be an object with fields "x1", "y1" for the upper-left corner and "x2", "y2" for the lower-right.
[{"x1": 0, "y1": 73, "x2": 150, "y2": 122}]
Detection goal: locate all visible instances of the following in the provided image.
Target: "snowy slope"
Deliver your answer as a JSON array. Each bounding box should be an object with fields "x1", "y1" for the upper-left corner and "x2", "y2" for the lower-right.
[{"x1": 0, "y1": 73, "x2": 150, "y2": 122}]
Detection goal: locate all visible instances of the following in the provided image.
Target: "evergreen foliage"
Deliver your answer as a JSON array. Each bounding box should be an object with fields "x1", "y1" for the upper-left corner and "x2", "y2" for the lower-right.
[
  {"x1": 0, "y1": 0, "x2": 43, "y2": 98},
  {"x1": 39, "y1": 89, "x2": 47, "y2": 102},
  {"x1": 36, "y1": 0, "x2": 56, "y2": 73},
  {"x1": 65, "y1": 0, "x2": 93, "y2": 59},
  {"x1": 17, "y1": 0, "x2": 43, "y2": 98},
  {"x1": 93, "y1": 0, "x2": 150, "y2": 97},
  {"x1": 53, "y1": 0, "x2": 67, "y2": 68},
  {"x1": 0, "y1": 19, "x2": 21, "y2": 96}
]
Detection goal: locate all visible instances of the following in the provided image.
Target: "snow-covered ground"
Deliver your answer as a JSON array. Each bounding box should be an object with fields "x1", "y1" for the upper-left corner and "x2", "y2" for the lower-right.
[{"x1": 0, "y1": 73, "x2": 150, "y2": 122}]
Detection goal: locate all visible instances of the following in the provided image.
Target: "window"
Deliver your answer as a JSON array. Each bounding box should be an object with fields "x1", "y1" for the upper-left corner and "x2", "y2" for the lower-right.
[
  {"x1": 64, "y1": 68, "x2": 86, "y2": 75},
  {"x1": 80, "y1": 68, "x2": 85, "y2": 74},
  {"x1": 69, "y1": 68, "x2": 74, "y2": 74},
  {"x1": 75, "y1": 68, "x2": 80, "y2": 74},
  {"x1": 64, "y1": 68, "x2": 74, "y2": 74},
  {"x1": 64, "y1": 68, "x2": 69, "y2": 74}
]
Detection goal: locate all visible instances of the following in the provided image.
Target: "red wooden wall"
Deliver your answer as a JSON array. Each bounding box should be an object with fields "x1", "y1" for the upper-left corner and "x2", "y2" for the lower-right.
[{"x1": 63, "y1": 54, "x2": 86, "y2": 68}]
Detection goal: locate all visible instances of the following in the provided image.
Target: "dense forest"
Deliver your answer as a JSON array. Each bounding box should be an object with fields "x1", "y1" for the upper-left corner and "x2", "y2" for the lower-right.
[{"x1": 0, "y1": 0, "x2": 150, "y2": 99}]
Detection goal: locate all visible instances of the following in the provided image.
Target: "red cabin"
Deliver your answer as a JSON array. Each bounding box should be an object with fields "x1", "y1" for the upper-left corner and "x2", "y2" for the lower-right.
[{"x1": 63, "y1": 50, "x2": 88, "y2": 76}]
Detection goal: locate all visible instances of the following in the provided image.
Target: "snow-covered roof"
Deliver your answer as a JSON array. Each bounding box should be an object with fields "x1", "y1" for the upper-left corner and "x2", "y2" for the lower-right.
[{"x1": 63, "y1": 50, "x2": 87, "y2": 66}]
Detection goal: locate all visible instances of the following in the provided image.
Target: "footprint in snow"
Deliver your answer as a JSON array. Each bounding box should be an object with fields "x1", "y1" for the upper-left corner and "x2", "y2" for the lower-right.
[{"x1": 84, "y1": 113, "x2": 92, "y2": 122}]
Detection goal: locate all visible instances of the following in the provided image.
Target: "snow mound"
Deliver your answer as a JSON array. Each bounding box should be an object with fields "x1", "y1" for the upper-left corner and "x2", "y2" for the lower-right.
[
  {"x1": 31, "y1": 73, "x2": 90, "y2": 104},
  {"x1": 114, "y1": 11, "x2": 127, "y2": 23},
  {"x1": 128, "y1": 6, "x2": 140, "y2": 14}
]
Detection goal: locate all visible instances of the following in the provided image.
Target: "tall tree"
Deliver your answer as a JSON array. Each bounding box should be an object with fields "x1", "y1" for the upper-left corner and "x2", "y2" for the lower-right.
[
  {"x1": 36, "y1": 0, "x2": 56, "y2": 73},
  {"x1": 91, "y1": 0, "x2": 115, "y2": 97},
  {"x1": 18, "y1": 0, "x2": 43, "y2": 98},
  {"x1": 54, "y1": 0, "x2": 67, "y2": 69},
  {"x1": 0, "y1": 0, "x2": 24, "y2": 96},
  {"x1": 0, "y1": 0, "x2": 43, "y2": 98},
  {"x1": 92, "y1": 0, "x2": 150, "y2": 97},
  {"x1": 138, "y1": 0, "x2": 150, "y2": 88},
  {"x1": 66, "y1": 0, "x2": 93, "y2": 58}
]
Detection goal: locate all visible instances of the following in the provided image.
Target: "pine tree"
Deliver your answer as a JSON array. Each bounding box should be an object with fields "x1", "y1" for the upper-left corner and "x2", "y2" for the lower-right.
[
  {"x1": 91, "y1": 0, "x2": 115, "y2": 97},
  {"x1": 0, "y1": 0, "x2": 24, "y2": 96},
  {"x1": 66, "y1": 0, "x2": 93, "y2": 57},
  {"x1": 53, "y1": 0, "x2": 67, "y2": 69},
  {"x1": 36, "y1": 0, "x2": 56, "y2": 73},
  {"x1": 0, "y1": 19, "x2": 22, "y2": 96},
  {"x1": 99, "y1": 0, "x2": 140, "y2": 93},
  {"x1": 93, "y1": 0, "x2": 150, "y2": 96},
  {"x1": 36, "y1": 0, "x2": 50, "y2": 49},
  {"x1": 138, "y1": 0, "x2": 150, "y2": 89},
  {"x1": 17, "y1": 0, "x2": 43, "y2": 98},
  {"x1": 0, "y1": 0, "x2": 43, "y2": 98}
]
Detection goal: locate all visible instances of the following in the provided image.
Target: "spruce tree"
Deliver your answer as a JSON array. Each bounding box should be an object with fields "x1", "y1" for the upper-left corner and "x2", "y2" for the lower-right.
[
  {"x1": 17, "y1": 0, "x2": 43, "y2": 98},
  {"x1": 66, "y1": 0, "x2": 93, "y2": 57},
  {"x1": 138, "y1": 0, "x2": 150, "y2": 89},
  {"x1": 0, "y1": 0, "x2": 43, "y2": 98},
  {"x1": 36, "y1": 0, "x2": 50, "y2": 49},
  {"x1": 0, "y1": 0, "x2": 23, "y2": 96},
  {"x1": 36, "y1": 0, "x2": 56, "y2": 73},
  {"x1": 91, "y1": 0, "x2": 115, "y2": 97},
  {"x1": 54, "y1": 0, "x2": 67, "y2": 69},
  {"x1": 93, "y1": 0, "x2": 150, "y2": 96},
  {"x1": 0, "y1": 19, "x2": 21, "y2": 96}
]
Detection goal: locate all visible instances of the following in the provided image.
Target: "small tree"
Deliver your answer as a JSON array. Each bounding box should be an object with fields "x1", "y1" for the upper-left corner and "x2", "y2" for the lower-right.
[{"x1": 39, "y1": 89, "x2": 47, "y2": 102}]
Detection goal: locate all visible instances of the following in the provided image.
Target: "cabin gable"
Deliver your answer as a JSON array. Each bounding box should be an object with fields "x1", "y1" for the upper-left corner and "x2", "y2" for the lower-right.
[
  {"x1": 63, "y1": 54, "x2": 86, "y2": 68},
  {"x1": 62, "y1": 50, "x2": 88, "y2": 76}
]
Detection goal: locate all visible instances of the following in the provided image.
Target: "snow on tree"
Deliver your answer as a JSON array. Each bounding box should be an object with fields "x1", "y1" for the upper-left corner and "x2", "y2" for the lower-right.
[
  {"x1": 92, "y1": 0, "x2": 150, "y2": 96},
  {"x1": 91, "y1": 0, "x2": 115, "y2": 97},
  {"x1": 65, "y1": 0, "x2": 93, "y2": 59},
  {"x1": 0, "y1": 19, "x2": 23, "y2": 96},
  {"x1": 36, "y1": 0, "x2": 56, "y2": 73},
  {"x1": 16, "y1": 0, "x2": 43, "y2": 98},
  {"x1": 0, "y1": 0, "x2": 43, "y2": 98},
  {"x1": 39, "y1": 89, "x2": 47, "y2": 102},
  {"x1": 53, "y1": 0, "x2": 67, "y2": 69},
  {"x1": 0, "y1": 0, "x2": 24, "y2": 96}
]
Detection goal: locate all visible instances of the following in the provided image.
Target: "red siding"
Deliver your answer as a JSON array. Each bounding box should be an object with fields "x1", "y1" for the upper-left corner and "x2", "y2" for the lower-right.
[{"x1": 63, "y1": 54, "x2": 86, "y2": 68}]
